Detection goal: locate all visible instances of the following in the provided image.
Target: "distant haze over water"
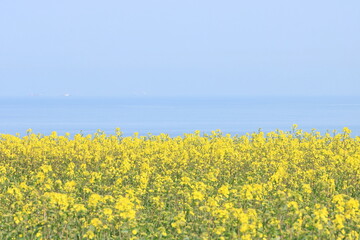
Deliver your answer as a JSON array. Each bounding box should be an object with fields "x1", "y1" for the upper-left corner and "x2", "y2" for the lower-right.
[{"x1": 0, "y1": 96, "x2": 359, "y2": 137}]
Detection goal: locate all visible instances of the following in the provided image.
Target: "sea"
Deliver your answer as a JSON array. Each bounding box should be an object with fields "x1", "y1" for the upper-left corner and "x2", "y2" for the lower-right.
[{"x1": 0, "y1": 96, "x2": 359, "y2": 137}]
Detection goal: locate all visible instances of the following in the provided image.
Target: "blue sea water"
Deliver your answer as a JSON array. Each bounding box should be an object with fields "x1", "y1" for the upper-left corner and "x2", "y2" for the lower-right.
[{"x1": 0, "y1": 96, "x2": 359, "y2": 137}]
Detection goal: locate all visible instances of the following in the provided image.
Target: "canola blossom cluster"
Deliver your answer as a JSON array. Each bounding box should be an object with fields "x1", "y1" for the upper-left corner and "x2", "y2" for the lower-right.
[{"x1": 0, "y1": 126, "x2": 359, "y2": 239}]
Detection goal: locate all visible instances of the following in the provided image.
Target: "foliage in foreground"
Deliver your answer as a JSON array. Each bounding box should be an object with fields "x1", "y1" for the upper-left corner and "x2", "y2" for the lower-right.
[{"x1": 0, "y1": 126, "x2": 359, "y2": 239}]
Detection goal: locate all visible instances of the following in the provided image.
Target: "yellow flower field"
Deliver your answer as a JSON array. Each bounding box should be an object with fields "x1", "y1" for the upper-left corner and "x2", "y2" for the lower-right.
[{"x1": 0, "y1": 126, "x2": 359, "y2": 239}]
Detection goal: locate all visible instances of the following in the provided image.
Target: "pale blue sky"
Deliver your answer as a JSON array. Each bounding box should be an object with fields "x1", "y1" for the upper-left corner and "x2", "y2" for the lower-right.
[{"x1": 0, "y1": 0, "x2": 359, "y2": 97}]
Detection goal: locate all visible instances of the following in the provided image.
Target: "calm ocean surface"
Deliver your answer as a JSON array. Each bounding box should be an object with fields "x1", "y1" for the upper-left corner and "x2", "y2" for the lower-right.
[{"x1": 0, "y1": 96, "x2": 359, "y2": 137}]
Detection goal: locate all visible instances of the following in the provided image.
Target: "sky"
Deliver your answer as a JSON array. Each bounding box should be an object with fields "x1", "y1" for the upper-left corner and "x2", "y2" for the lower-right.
[{"x1": 0, "y1": 0, "x2": 359, "y2": 97}]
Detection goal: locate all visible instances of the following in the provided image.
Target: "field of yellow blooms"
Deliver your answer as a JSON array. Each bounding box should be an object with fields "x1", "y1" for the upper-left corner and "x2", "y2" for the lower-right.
[{"x1": 0, "y1": 126, "x2": 359, "y2": 239}]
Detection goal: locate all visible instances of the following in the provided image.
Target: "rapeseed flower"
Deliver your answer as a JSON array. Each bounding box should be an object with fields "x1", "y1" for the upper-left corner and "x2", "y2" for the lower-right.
[{"x1": 0, "y1": 128, "x2": 359, "y2": 239}]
